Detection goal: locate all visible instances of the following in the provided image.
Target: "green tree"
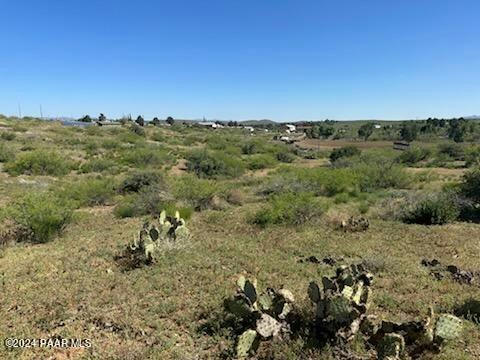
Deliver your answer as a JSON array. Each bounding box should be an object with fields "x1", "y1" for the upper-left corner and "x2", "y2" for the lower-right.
[
  {"x1": 166, "y1": 116, "x2": 175, "y2": 126},
  {"x1": 98, "y1": 113, "x2": 106, "y2": 122},
  {"x1": 358, "y1": 123, "x2": 374, "y2": 141},
  {"x1": 447, "y1": 118, "x2": 468, "y2": 143},
  {"x1": 136, "y1": 115, "x2": 145, "y2": 127},
  {"x1": 400, "y1": 122, "x2": 418, "y2": 142},
  {"x1": 151, "y1": 117, "x2": 160, "y2": 126},
  {"x1": 78, "y1": 115, "x2": 92, "y2": 122}
]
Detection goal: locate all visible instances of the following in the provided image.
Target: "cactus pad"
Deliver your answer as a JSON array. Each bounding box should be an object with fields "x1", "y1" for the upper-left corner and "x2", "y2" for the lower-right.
[
  {"x1": 256, "y1": 313, "x2": 282, "y2": 338},
  {"x1": 236, "y1": 329, "x2": 258, "y2": 358},
  {"x1": 434, "y1": 314, "x2": 462, "y2": 341}
]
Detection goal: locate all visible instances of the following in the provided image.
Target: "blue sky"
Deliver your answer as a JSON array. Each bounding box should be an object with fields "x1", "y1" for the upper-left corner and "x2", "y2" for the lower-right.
[{"x1": 1, "y1": 1, "x2": 479, "y2": 121}]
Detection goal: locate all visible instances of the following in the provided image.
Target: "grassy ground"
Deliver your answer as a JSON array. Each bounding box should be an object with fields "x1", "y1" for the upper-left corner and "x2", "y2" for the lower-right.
[{"x1": 0, "y1": 119, "x2": 479, "y2": 359}]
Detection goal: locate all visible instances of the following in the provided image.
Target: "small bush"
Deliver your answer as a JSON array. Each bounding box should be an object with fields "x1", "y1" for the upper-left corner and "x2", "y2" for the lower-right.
[
  {"x1": 129, "y1": 123, "x2": 145, "y2": 136},
  {"x1": 171, "y1": 175, "x2": 220, "y2": 210},
  {"x1": 241, "y1": 141, "x2": 259, "y2": 155},
  {"x1": 0, "y1": 132, "x2": 16, "y2": 141},
  {"x1": 329, "y1": 146, "x2": 361, "y2": 163},
  {"x1": 58, "y1": 177, "x2": 115, "y2": 207},
  {"x1": 437, "y1": 143, "x2": 464, "y2": 160},
  {"x1": 247, "y1": 154, "x2": 277, "y2": 170},
  {"x1": 0, "y1": 143, "x2": 15, "y2": 162},
  {"x1": 252, "y1": 192, "x2": 328, "y2": 227},
  {"x1": 276, "y1": 151, "x2": 295, "y2": 163},
  {"x1": 114, "y1": 185, "x2": 173, "y2": 218},
  {"x1": 119, "y1": 147, "x2": 174, "y2": 168},
  {"x1": 460, "y1": 168, "x2": 480, "y2": 203},
  {"x1": 118, "y1": 170, "x2": 166, "y2": 193},
  {"x1": 402, "y1": 192, "x2": 459, "y2": 225},
  {"x1": 6, "y1": 192, "x2": 73, "y2": 243},
  {"x1": 396, "y1": 147, "x2": 431, "y2": 165},
  {"x1": 465, "y1": 146, "x2": 480, "y2": 168},
  {"x1": 186, "y1": 150, "x2": 245, "y2": 178},
  {"x1": 5, "y1": 150, "x2": 73, "y2": 176},
  {"x1": 79, "y1": 158, "x2": 118, "y2": 173}
]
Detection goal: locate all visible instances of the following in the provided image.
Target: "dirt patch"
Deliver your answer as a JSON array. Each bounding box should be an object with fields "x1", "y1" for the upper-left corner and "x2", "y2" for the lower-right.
[
  {"x1": 407, "y1": 167, "x2": 466, "y2": 177},
  {"x1": 169, "y1": 159, "x2": 188, "y2": 176}
]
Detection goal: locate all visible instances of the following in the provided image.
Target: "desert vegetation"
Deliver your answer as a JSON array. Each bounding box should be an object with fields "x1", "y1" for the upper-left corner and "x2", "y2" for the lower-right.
[{"x1": 0, "y1": 115, "x2": 480, "y2": 359}]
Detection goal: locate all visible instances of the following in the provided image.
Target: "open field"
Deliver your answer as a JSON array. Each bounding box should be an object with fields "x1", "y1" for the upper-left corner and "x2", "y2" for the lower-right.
[{"x1": 1, "y1": 117, "x2": 480, "y2": 359}]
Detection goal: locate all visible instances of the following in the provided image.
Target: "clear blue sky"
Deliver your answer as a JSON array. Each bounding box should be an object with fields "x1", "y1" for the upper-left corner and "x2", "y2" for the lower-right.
[{"x1": 1, "y1": 1, "x2": 479, "y2": 121}]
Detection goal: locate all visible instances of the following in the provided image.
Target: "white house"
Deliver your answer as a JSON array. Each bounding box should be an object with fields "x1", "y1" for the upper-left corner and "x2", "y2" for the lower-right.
[
  {"x1": 197, "y1": 122, "x2": 222, "y2": 129},
  {"x1": 374, "y1": 124, "x2": 381, "y2": 129},
  {"x1": 285, "y1": 124, "x2": 296, "y2": 132}
]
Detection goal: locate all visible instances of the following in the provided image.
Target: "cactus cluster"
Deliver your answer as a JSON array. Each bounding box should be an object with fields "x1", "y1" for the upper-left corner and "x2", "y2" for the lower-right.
[
  {"x1": 128, "y1": 210, "x2": 190, "y2": 264},
  {"x1": 226, "y1": 275, "x2": 294, "y2": 358},
  {"x1": 340, "y1": 216, "x2": 370, "y2": 232},
  {"x1": 308, "y1": 263, "x2": 373, "y2": 340},
  {"x1": 225, "y1": 265, "x2": 464, "y2": 359},
  {"x1": 368, "y1": 308, "x2": 463, "y2": 359}
]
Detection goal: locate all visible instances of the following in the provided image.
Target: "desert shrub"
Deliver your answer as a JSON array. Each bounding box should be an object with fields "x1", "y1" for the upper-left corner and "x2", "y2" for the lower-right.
[
  {"x1": 186, "y1": 150, "x2": 245, "y2": 178},
  {"x1": 114, "y1": 185, "x2": 182, "y2": 218},
  {"x1": 252, "y1": 192, "x2": 328, "y2": 227},
  {"x1": 396, "y1": 147, "x2": 431, "y2": 165},
  {"x1": 402, "y1": 192, "x2": 459, "y2": 225},
  {"x1": 5, "y1": 150, "x2": 73, "y2": 176},
  {"x1": 58, "y1": 177, "x2": 115, "y2": 207},
  {"x1": 241, "y1": 141, "x2": 262, "y2": 155},
  {"x1": 79, "y1": 157, "x2": 118, "y2": 173},
  {"x1": 225, "y1": 189, "x2": 245, "y2": 205},
  {"x1": 171, "y1": 175, "x2": 221, "y2": 210},
  {"x1": 260, "y1": 167, "x2": 357, "y2": 198},
  {"x1": 5, "y1": 192, "x2": 73, "y2": 243},
  {"x1": 101, "y1": 139, "x2": 121, "y2": 150},
  {"x1": 150, "y1": 131, "x2": 165, "y2": 142},
  {"x1": 119, "y1": 147, "x2": 174, "y2": 167},
  {"x1": 329, "y1": 146, "x2": 361, "y2": 163},
  {"x1": 276, "y1": 151, "x2": 295, "y2": 163},
  {"x1": 0, "y1": 143, "x2": 15, "y2": 162},
  {"x1": 118, "y1": 170, "x2": 166, "y2": 193},
  {"x1": 1, "y1": 132, "x2": 16, "y2": 141},
  {"x1": 247, "y1": 154, "x2": 277, "y2": 170},
  {"x1": 437, "y1": 143, "x2": 464, "y2": 160},
  {"x1": 459, "y1": 168, "x2": 480, "y2": 203},
  {"x1": 129, "y1": 123, "x2": 145, "y2": 136},
  {"x1": 465, "y1": 146, "x2": 480, "y2": 168}
]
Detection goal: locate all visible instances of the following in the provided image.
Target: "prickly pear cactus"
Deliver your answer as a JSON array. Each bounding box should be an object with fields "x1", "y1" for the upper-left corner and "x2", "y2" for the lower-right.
[
  {"x1": 434, "y1": 314, "x2": 462, "y2": 341},
  {"x1": 236, "y1": 329, "x2": 258, "y2": 358},
  {"x1": 125, "y1": 209, "x2": 190, "y2": 266},
  {"x1": 308, "y1": 264, "x2": 373, "y2": 340},
  {"x1": 226, "y1": 276, "x2": 295, "y2": 357}
]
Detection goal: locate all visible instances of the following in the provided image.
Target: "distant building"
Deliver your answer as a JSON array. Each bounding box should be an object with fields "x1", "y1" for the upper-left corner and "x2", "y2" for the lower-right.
[
  {"x1": 243, "y1": 126, "x2": 254, "y2": 132},
  {"x1": 393, "y1": 141, "x2": 410, "y2": 151},
  {"x1": 285, "y1": 124, "x2": 296, "y2": 132},
  {"x1": 197, "y1": 122, "x2": 222, "y2": 129},
  {"x1": 374, "y1": 124, "x2": 381, "y2": 129}
]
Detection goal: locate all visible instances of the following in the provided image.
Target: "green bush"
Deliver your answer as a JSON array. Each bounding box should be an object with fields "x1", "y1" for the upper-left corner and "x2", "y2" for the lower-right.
[
  {"x1": 252, "y1": 192, "x2": 328, "y2": 227},
  {"x1": 171, "y1": 175, "x2": 221, "y2": 210},
  {"x1": 119, "y1": 147, "x2": 174, "y2": 168},
  {"x1": 0, "y1": 142, "x2": 15, "y2": 162},
  {"x1": 396, "y1": 147, "x2": 431, "y2": 165},
  {"x1": 58, "y1": 177, "x2": 115, "y2": 207},
  {"x1": 0, "y1": 132, "x2": 16, "y2": 141},
  {"x1": 129, "y1": 123, "x2": 145, "y2": 136},
  {"x1": 402, "y1": 192, "x2": 459, "y2": 225},
  {"x1": 5, "y1": 150, "x2": 73, "y2": 176},
  {"x1": 118, "y1": 170, "x2": 166, "y2": 193},
  {"x1": 276, "y1": 151, "x2": 295, "y2": 163},
  {"x1": 437, "y1": 143, "x2": 464, "y2": 160},
  {"x1": 247, "y1": 154, "x2": 277, "y2": 170},
  {"x1": 6, "y1": 192, "x2": 73, "y2": 243},
  {"x1": 79, "y1": 157, "x2": 118, "y2": 173},
  {"x1": 465, "y1": 146, "x2": 480, "y2": 168},
  {"x1": 329, "y1": 146, "x2": 361, "y2": 163},
  {"x1": 186, "y1": 150, "x2": 245, "y2": 178},
  {"x1": 460, "y1": 168, "x2": 480, "y2": 203}
]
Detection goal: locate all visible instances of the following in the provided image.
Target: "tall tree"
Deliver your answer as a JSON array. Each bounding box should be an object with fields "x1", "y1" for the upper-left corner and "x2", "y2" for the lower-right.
[
  {"x1": 136, "y1": 115, "x2": 145, "y2": 127},
  {"x1": 166, "y1": 116, "x2": 175, "y2": 126},
  {"x1": 98, "y1": 113, "x2": 106, "y2": 122},
  {"x1": 399, "y1": 122, "x2": 418, "y2": 142},
  {"x1": 358, "y1": 123, "x2": 374, "y2": 141}
]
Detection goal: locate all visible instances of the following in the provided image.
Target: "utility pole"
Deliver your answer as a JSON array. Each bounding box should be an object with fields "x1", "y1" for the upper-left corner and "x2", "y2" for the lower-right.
[
  {"x1": 18, "y1": 103, "x2": 22, "y2": 118},
  {"x1": 39, "y1": 105, "x2": 43, "y2": 119}
]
